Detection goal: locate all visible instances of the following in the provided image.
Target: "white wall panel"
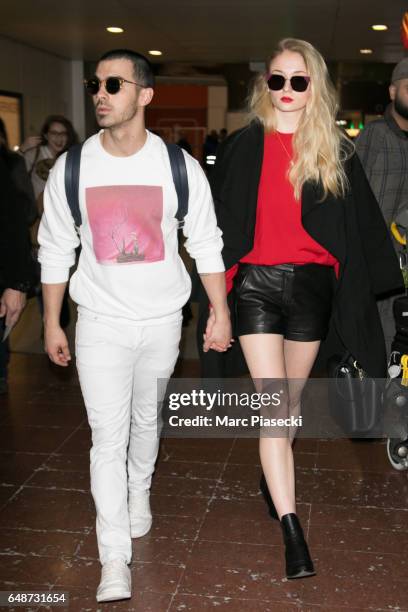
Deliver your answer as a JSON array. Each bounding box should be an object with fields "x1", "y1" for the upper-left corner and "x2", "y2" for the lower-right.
[{"x1": 0, "y1": 35, "x2": 73, "y2": 140}]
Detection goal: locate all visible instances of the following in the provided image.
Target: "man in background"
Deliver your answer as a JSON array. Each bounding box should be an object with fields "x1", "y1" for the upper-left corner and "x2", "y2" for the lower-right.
[
  {"x1": 356, "y1": 57, "x2": 408, "y2": 354},
  {"x1": 0, "y1": 154, "x2": 34, "y2": 392}
]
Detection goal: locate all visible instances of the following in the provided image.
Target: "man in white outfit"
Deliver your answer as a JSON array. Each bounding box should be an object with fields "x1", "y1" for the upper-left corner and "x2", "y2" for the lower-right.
[{"x1": 38, "y1": 49, "x2": 231, "y2": 603}]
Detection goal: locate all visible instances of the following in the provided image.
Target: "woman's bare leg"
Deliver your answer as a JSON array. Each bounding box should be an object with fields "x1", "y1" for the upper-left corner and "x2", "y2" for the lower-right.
[
  {"x1": 284, "y1": 339, "x2": 321, "y2": 443},
  {"x1": 239, "y1": 334, "x2": 320, "y2": 518},
  {"x1": 239, "y1": 334, "x2": 292, "y2": 518}
]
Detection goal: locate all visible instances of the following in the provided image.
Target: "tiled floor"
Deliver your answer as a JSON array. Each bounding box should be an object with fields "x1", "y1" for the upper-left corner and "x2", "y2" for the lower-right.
[{"x1": 1, "y1": 353, "x2": 408, "y2": 611}]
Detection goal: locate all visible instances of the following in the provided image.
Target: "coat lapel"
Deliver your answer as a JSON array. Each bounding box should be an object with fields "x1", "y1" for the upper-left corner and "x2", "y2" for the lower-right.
[
  {"x1": 301, "y1": 181, "x2": 347, "y2": 265},
  {"x1": 240, "y1": 122, "x2": 264, "y2": 238}
]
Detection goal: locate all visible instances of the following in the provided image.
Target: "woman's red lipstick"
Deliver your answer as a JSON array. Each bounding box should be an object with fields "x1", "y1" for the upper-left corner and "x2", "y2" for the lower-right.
[{"x1": 281, "y1": 96, "x2": 293, "y2": 102}]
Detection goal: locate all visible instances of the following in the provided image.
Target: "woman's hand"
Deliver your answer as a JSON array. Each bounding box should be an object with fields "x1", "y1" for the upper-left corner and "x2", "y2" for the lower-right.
[
  {"x1": 19, "y1": 136, "x2": 42, "y2": 154},
  {"x1": 203, "y1": 307, "x2": 234, "y2": 352}
]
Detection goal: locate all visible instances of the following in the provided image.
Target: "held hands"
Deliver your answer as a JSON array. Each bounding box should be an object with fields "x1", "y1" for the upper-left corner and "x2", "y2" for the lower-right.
[
  {"x1": 44, "y1": 324, "x2": 71, "y2": 367},
  {"x1": 203, "y1": 307, "x2": 234, "y2": 353}
]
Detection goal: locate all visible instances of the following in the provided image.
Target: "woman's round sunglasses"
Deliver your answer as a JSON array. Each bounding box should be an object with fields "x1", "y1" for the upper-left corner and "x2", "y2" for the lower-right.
[
  {"x1": 266, "y1": 74, "x2": 311, "y2": 92},
  {"x1": 84, "y1": 76, "x2": 145, "y2": 95}
]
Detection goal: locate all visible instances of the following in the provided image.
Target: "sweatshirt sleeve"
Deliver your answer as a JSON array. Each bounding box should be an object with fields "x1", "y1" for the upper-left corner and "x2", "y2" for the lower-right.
[
  {"x1": 37, "y1": 153, "x2": 80, "y2": 283},
  {"x1": 181, "y1": 153, "x2": 225, "y2": 274}
]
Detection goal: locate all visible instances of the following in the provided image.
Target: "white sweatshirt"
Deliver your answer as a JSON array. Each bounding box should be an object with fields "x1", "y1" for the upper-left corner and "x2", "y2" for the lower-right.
[{"x1": 38, "y1": 130, "x2": 224, "y2": 324}]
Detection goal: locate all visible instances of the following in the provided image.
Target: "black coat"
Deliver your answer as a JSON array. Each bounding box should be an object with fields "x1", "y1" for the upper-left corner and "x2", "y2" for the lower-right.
[
  {"x1": 0, "y1": 156, "x2": 34, "y2": 293},
  {"x1": 198, "y1": 121, "x2": 404, "y2": 378}
]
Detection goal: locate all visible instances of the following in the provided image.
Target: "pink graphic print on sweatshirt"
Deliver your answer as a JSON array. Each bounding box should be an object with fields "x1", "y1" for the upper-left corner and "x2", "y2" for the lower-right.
[{"x1": 85, "y1": 185, "x2": 164, "y2": 265}]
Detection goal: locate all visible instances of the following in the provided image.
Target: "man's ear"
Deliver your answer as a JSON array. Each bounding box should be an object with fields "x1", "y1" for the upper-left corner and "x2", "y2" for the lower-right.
[
  {"x1": 389, "y1": 83, "x2": 396, "y2": 102},
  {"x1": 139, "y1": 87, "x2": 154, "y2": 107}
]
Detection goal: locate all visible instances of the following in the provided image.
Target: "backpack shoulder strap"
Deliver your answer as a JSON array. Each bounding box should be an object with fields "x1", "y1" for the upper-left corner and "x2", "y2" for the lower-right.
[
  {"x1": 64, "y1": 142, "x2": 83, "y2": 227},
  {"x1": 166, "y1": 143, "x2": 189, "y2": 228}
]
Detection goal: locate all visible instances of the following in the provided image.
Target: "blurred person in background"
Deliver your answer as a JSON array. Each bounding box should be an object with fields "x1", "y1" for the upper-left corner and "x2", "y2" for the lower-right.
[
  {"x1": 20, "y1": 115, "x2": 78, "y2": 329},
  {"x1": 176, "y1": 130, "x2": 193, "y2": 155},
  {"x1": 0, "y1": 153, "x2": 35, "y2": 393},
  {"x1": 0, "y1": 118, "x2": 36, "y2": 393},
  {"x1": 203, "y1": 129, "x2": 219, "y2": 174},
  {"x1": 355, "y1": 57, "x2": 408, "y2": 355},
  {"x1": 219, "y1": 127, "x2": 228, "y2": 143},
  {"x1": 0, "y1": 117, "x2": 37, "y2": 226},
  {"x1": 20, "y1": 114, "x2": 78, "y2": 202}
]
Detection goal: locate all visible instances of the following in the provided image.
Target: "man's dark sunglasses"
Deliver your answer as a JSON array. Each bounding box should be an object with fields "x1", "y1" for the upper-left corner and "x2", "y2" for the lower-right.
[
  {"x1": 266, "y1": 74, "x2": 311, "y2": 92},
  {"x1": 84, "y1": 76, "x2": 145, "y2": 95}
]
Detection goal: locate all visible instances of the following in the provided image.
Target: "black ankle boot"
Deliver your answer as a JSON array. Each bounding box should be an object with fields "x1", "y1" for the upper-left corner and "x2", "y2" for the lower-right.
[
  {"x1": 259, "y1": 473, "x2": 279, "y2": 520},
  {"x1": 280, "y1": 513, "x2": 316, "y2": 579}
]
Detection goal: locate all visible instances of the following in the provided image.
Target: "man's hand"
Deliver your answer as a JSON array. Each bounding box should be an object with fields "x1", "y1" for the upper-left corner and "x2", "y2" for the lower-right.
[
  {"x1": 203, "y1": 308, "x2": 233, "y2": 352},
  {"x1": 44, "y1": 324, "x2": 71, "y2": 367},
  {"x1": 0, "y1": 289, "x2": 26, "y2": 328}
]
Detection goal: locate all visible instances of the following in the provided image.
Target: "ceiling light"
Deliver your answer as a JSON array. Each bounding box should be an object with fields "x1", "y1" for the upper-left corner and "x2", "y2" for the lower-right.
[
  {"x1": 360, "y1": 49, "x2": 373, "y2": 54},
  {"x1": 106, "y1": 27, "x2": 124, "y2": 33},
  {"x1": 371, "y1": 24, "x2": 388, "y2": 31},
  {"x1": 148, "y1": 50, "x2": 162, "y2": 56}
]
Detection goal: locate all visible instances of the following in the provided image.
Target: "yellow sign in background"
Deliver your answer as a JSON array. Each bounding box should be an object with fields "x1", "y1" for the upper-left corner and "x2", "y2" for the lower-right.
[{"x1": 0, "y1": 94, "x2": 21, "y2": 148}]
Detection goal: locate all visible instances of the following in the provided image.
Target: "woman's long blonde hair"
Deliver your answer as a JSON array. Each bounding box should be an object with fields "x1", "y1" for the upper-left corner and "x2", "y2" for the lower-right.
[{"x1": 248, "y1": 38, "x2": 352, "y2": 200}]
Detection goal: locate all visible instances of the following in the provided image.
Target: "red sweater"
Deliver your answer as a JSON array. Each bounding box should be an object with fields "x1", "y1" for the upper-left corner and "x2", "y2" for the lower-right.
[{"x1": 225, "y1": 131, "x2": 338, "y2": 292}]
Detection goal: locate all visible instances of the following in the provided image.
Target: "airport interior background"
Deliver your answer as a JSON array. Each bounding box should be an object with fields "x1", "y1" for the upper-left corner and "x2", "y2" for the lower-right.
[{"x1": 1, "y1": 1, "x2": 408, "y2": 610}]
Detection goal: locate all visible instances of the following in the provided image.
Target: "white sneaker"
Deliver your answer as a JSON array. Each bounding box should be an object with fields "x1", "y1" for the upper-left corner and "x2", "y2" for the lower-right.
[
  {"x1": 129, "y1": 491, "x2": 152, "y2": 538},
  {"x1": 96, "y1": 559, "x2": 131, "y2": 603}
]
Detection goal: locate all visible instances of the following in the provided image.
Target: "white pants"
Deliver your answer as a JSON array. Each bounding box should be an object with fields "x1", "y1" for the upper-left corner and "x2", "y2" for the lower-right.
[{"x1": 75, "y1": 311, "x2": 181, "y2": 564}]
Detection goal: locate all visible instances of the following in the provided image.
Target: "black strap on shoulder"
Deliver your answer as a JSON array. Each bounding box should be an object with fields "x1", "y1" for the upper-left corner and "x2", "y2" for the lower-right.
[
  {"x1": 166, "y1": 143, "x2": 189, "y2": 228},
  {"x1": 64, "y1": 142, "x2": 83, "y2": 227}
]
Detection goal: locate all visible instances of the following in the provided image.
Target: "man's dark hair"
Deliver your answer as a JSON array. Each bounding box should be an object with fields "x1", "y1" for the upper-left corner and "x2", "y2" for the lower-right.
[{"x1": 98, "y1": 49, "x2": 155, "y2": 88}]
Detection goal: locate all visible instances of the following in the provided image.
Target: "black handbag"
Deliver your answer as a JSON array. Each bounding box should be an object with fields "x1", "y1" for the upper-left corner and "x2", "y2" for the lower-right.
[
  {"x1": 392, "y1": 295, "x2": 408, "y2": 352},
  {"x1": 327, "y1": 353, "x2": 383, "y2": 436}
]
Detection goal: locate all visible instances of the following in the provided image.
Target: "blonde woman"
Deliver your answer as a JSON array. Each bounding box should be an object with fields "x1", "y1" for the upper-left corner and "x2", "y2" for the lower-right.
[{"x1": 200, "y1": 39, "x2": 403, "y2": 578}]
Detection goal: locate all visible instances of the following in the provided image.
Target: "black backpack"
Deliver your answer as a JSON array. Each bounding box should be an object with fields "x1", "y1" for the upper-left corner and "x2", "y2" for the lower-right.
[{"x1": 64, "y1": 141, "x2": 189, "y2": 230}]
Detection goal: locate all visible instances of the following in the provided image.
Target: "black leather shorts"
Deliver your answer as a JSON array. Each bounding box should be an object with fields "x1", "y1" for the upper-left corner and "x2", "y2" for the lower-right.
[{"x1": 234, "y1": 263, "x2": 334, "y2": 341}]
